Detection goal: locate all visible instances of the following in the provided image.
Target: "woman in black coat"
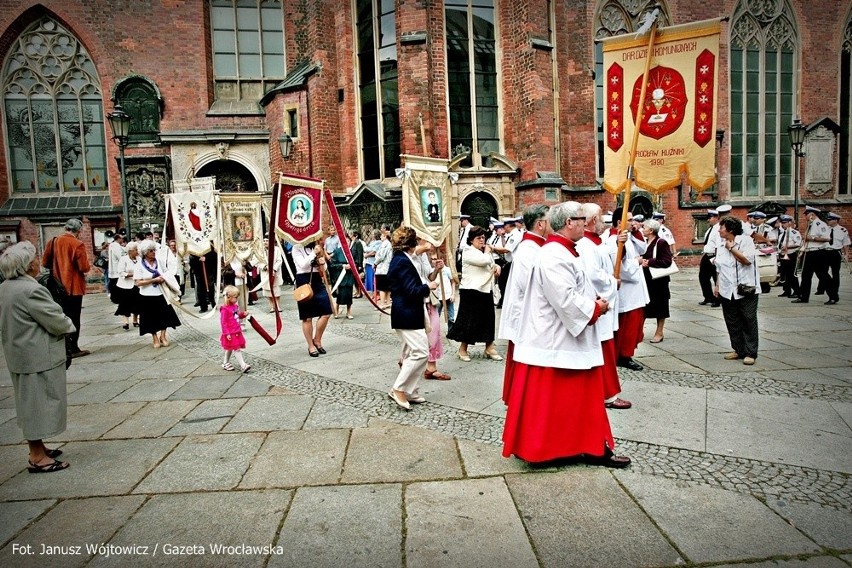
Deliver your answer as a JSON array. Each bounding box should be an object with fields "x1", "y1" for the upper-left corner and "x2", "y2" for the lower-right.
[
  {"x1": 639, "y1": 219, "x2": 674, "y2": 343},
  {"x1": 386, "y1": 227, "x2": 439, "y2": 410}
]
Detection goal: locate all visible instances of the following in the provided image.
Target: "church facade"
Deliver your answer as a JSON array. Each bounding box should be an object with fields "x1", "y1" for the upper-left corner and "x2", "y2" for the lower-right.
[{"x1": 0, "y1": 0, "x2": 849, "y2": 267}]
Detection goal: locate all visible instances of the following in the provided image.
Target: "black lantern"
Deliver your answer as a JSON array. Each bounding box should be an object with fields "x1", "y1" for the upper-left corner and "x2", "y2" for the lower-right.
[
  {"x1": 107, "y1": 105, "x2": 133, "y2": 235},
  {"x1": 278, "y1": 133, "x2": 293, "y2": 159},
  {"x1": 787, "y1": 119, "x2": 807, "y2": 226}
]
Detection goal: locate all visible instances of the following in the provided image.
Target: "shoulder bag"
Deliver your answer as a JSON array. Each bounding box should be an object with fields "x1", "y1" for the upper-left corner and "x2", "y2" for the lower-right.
[
  {"x1": 648, "y1": 239, "x2": 679, "y2": 280},
  {"x1": 293, "y1": 264, "x2": 314, "y2": 303},
  {"x1": 734, "y1": 250, "x2": 757, "y2": 296}
]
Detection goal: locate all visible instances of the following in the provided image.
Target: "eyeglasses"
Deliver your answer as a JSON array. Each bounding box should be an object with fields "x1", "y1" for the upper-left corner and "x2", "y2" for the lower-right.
[
  {"x1": 473, "y1": 235, "x2": 486, "y2": 240},
  {"x1": 569, "y1": 217, "x2": 586, "y2": 222}
]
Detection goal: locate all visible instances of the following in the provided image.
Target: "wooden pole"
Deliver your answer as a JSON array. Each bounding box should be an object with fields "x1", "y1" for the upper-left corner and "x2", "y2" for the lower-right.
[
  {"x1": 419, "y1": 113, "x2": 427, "y2": 157},
  {"x1": 614, "y1": 18, "x2": 659, "y2": 278}
]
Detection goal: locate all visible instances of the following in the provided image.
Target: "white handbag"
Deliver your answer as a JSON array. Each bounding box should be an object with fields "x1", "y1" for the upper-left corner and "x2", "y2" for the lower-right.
[{"x1": 648, "y1": 240, "x2": 679, "y2": 280}]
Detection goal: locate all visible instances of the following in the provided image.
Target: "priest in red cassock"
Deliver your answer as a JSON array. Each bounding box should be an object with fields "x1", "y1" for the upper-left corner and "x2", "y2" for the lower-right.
[
  {"x1": 502, "y1": 201, "x2": 630, "y2": 468},
  {"x1": 497, "y1": 204, "x2": 551, "y2": 406},
  {"x1": 577, "y1": 203, "x2": 632, "y2": 410}
]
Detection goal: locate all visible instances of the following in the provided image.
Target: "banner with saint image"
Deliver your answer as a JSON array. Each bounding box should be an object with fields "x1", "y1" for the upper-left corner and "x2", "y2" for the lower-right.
[
  {"x1": 400, "y1": 155, "x2": 452, "y2": 247},
  {"x1": 273, "y1": 174, "x2": 324, "y2": 246},
  {"x1": 166, "y1": 181, "x2": 218, "y2": 257},
  {"x1": 219, "y1": 193, "x2": 265, "y2": 265}
]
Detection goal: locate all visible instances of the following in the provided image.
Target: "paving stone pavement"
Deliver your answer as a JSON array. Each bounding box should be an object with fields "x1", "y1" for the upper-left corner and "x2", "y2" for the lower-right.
[{"x1": 0, "y1": 268, "x2": 850, "y2": 567}]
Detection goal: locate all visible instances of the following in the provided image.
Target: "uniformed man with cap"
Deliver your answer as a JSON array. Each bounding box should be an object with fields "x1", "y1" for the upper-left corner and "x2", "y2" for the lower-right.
[
  {"x1": 776, "y1": 215, "x2": 802, "y2": 297},
  {"x1": 793, "y1": 206, "x2": 831, "y2": 303},
  {"x1": 653, "y1": 212, "x2": 677, "y2": 256},
  {"x1": 698, "y1": 208, "x2": 721, "y2": 306},
  {"x1": 487, "y1": 220, "x2": 506, "y2": 265},
  {"x1": 823, "y1": 212, "x2": 850, "y2": 305},
  {"x1": 750, "y1": 211, "x2": 776, "y2": 246},
  {"x1": 455, "y1": 214, "x2": 471, "y2": 273},
  {"x1": 492, "y1": 217, "x2": 521, "y2": 308}
]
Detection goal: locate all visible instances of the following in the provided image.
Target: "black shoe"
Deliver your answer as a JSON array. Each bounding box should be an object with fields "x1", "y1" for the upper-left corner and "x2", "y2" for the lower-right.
[
  {"x1": 617, "y1": 357, "x2": 643, "y2": 371},
  {"x1": 791, "y1": 299, "x2": 808, "y2": 303},
  {"x1": 698, "y1": 300, "x2": 710, "y2": 305},
  {"x1": 710, "y1": 303, "x2": 721, "y2": 307},
  {"x1": 825, "y1": 299, "x2": 838, "y2": 305},
  {"x1": 199, "y1": 307, "x2": 208, "y2": 313},
  {"x1": 815, "y1": 291, "x2": 824, "y2": 296},
  {"x1": 777, "y1": 293, "x2": 790, "y2": 297}
]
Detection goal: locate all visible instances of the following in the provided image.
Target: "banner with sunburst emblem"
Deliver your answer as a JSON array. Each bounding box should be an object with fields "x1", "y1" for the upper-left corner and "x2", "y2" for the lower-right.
[{"x1": 601, "y1": 18, "x2": 721, "y2": 194}]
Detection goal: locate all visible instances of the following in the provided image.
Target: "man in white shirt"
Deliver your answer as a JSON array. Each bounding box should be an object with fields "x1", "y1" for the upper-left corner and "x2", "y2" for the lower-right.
[
  {"x1": 793, "y1": 206, "x2": 831, "y2": 303},
  {"x1": 823, "y1": 212, "x2": 850, "y2": 305},
  {"x1": 324, "y1": 226, "x2": 340, "y2": 254},
  {"x1": 698, "y1": 209, "x2": 721, "y2": 306},
  {"x1": 107, "y1": 232, "x2": 127, "y2": 295},
  {"x1": 750, "y1": 211, "x2": 776, "y2": 246},
  {"x1": 776, "y1": 214, "x2": 802, "y2": 298},
  {"x1": 455, "y1": 214, "x2": 471, "y2": 273},
  {"x1": 652, "y1": 212, "x2": 677, "y2": 256},
  {"x1": 493, "y1": 217, "x2": 521, "y2": 308}
]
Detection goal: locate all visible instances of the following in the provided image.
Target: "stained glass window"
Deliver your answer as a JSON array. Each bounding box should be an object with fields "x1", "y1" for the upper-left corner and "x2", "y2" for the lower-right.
[{"x1": 2, "y1": 17, "x2": 107, "y2": 194}]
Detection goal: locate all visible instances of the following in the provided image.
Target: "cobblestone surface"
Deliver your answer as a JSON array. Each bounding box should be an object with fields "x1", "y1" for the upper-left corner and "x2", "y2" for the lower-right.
[{"x1": 172, "y1": 324, "x2": 852, "y2": 512}]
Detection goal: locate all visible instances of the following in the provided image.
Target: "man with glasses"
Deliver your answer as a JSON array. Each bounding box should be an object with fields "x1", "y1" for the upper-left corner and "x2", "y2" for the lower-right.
[{"x1": 503, "y1": 201, "x2": 629, "y2": 468}]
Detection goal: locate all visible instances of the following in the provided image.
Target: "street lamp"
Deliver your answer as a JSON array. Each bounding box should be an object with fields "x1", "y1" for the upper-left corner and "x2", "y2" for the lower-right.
[
  {"x1": 787, "y1": 118, "x2": 806, "y2": 226},
  {"x1": 107, "y1": 105, "x2": 132, "y2": 235},
  {"x1": 278, "y1": 133, "x2": 293, "y2": 159}
]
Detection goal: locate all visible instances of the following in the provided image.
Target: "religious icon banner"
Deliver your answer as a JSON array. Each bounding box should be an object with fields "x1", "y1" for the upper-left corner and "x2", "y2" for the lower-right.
[
  {"x1": 219, "y1": 193, "x2": 265, "y2": 265},
  {"x1": 273, "y1": 174, "x2": 324, "y2": 246},
  {"x1": 601, "y1": 18, "x2": 721, "y2": 194},
  {"x1": 400, "y1": 154, "x2": 452, "y2": 247},
  {"x1": 166, "y1": 187, "x2": 218, "y2": 257}
]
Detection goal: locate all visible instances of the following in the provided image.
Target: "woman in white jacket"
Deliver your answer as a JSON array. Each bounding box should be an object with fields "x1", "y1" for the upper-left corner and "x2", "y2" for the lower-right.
[{"x1": 446, "y1": 226, "x2": 502, "y2": 361}]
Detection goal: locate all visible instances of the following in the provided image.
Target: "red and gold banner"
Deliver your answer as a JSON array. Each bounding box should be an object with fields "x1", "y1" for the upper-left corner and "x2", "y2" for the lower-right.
[
  {"x1": 602, "y1": 18, "x2": 721, "y2": 194},
  {"x1": 273, "y1": 174, "x2": 324, "y2": 246}
]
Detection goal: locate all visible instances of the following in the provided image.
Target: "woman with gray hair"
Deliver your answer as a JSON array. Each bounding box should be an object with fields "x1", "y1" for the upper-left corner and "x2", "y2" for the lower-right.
[
  {"x1": 113, "y1": 241, "x2": 140, "y2": 329},
  {"x1": 0, "y1": 241, "x2": 76, "y2": 473},
  {"x1": 134, "y1": 240, "x2": 181, "y2": 348},
  {"x1": 639, "y1": 219, "x2": 674, "y2": 343}
]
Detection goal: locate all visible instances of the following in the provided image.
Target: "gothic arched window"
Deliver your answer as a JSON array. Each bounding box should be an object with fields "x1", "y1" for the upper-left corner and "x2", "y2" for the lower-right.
[
  {"x1": 115, "y1": 77, "x2": 162, "y2": 144},
  {"x1": 2, "y1": 16, "x2": 107, "y2": 194},
  {"x1": 840, "y1": 11, "x2": 852, "y2": 197},
  {"x1": 729, "y1": 0, "x2": 799, "y2": 199},
  {"x1": 593, "y1": 1, "x2": 671, "y2": 179}
]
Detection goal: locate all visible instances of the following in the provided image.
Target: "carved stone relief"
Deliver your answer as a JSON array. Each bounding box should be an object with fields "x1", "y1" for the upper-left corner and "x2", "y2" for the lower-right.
[
  {"x1": 805, "y1": 125, "x2": 835, "y2": 197},
  {"x1": 124, "y1": 158, "x2": 170, "y2": 229}
]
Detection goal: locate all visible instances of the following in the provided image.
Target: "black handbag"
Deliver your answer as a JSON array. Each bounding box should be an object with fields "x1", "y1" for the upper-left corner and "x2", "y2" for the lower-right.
[{"x1": 94, "y1": 256, "x2": 108, "y2": 269}]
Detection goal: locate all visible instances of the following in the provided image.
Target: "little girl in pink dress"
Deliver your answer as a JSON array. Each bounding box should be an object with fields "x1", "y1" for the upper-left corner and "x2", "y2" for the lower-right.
[{"x1": 220, "y1": 285, "x2": 251, "y2": 372}]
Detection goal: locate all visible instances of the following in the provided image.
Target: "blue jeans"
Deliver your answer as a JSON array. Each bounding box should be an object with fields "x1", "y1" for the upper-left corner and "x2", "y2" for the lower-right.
[{"x1": 436, "y1": 300, "x2": 455, "y2": 323}]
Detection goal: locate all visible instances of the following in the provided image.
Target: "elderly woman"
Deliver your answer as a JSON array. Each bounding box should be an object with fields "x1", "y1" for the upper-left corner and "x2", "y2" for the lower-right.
[
  {"x1": 387, "y1": 227, "x2": 440, "y2": 409},
  {"x1": 446, "y1": 225, "x2": 502, "y2": 361},
  {"x1": 0, "y1": 242, "x2": 76, "y2": 473},
  {"x1": 638, "y1": 219, "x2": 674, "y2": 343},
  {"x1": 292, "y1": 237, "x2": 334, "y2": 357},
  {"x1": 374, "y1": 229, "x2": 393, "y2": 308},
  {"x1": 134, "y1": 239, "x2": 181, "y2": 348},
  {"x1": 714, "y1": 216, "x2": 760, "y2": 365},
  {"x1": 113, "y1": 241, "x2": 140, "y2": 329}
]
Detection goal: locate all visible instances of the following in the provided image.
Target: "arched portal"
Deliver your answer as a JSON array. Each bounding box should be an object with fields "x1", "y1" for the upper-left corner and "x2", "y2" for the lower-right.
[
  {"x1": 460, "y1": 191, "x2": 498, "y2": 229},
  {"x1": 196, "y1": 160, "x2": 258, "y2": 192}
]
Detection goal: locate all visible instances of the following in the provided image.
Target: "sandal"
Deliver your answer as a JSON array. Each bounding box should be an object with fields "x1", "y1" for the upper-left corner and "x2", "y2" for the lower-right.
[
  {"x1": 425, "y1": 370, "x2": 452, "y2": 381},
  {"x1": 308, "y1": 350, "x2": 319, "y2": 358},
  {"x1": 28, "y1": 459, "x2": 69, "y2": 473},
  {"x1": 222, "y1": 362, "x2": 235, "y2": 371},
  {"x1": 240, "y1": 364, "x2": 251, "y2": 373},
  {"x1": 46, "y1": 448, "x2": 63, "y2": 459}
]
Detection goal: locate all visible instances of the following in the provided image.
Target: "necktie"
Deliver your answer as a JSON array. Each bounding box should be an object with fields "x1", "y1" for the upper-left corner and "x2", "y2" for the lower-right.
[
  {"x1": 830, "y1": 228, "x2": 834, "y2": 246},
  {"x1": 703, "y1": 228, "x2": 711, "y2": 245}
]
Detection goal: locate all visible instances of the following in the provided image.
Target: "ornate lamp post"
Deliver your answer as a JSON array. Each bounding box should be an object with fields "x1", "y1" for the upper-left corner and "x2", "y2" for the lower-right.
[
  {"x1": 107, "y1": 105, "x2": 132, "y2": 235},
  {"x1": 787, "y1": 118, "x2": 806, "y2": 226}
]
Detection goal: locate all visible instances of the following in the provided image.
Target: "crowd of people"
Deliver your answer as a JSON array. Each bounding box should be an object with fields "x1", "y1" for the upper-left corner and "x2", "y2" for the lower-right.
[{"x1": 1, "y1": 204, "x2": 848, "y2": 477}]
